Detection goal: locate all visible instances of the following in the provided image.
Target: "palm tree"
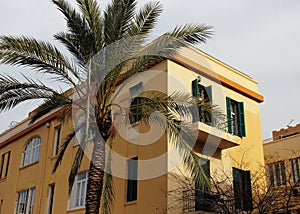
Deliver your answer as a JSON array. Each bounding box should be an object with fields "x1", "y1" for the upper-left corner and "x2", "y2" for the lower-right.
[{"x1": 0, "y1": 0, "x2": 215, "y2": 213}]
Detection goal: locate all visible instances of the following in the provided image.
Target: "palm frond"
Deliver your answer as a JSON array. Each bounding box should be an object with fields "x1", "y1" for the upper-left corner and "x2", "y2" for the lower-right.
[
  {"x1": 168, "y1": 23, "x2": 214, "y2": 44},
  {"x1": 104, "y1": 0, "x2": 137, "y2": 44},
  {"x1": 125, "y1": 35, "x2": 184, "y2": 76},
  {"x1": 29, "y1": 94, "x2": 72, "y2": 124},
  {"x1": 128, "y1": 1, "x2": 162, "y2": 37},
  {"x1": 52, "y1": 0, "x2": 96, "y2": 60},
  {"x1": 158, "y1": 106, "x2": 210, "y2": 190},
  {"x1": 115, "y1": 25, "x2": 213, "y2": 88},
  {"x1": 0, "y1": 36, "x2": 79, "y2": 85},
  {"x1": 54, "y1": 32, "x2": 85, "y2": 68},
  {"x1": 53, "y1": 130, "x2": 76, "y2": 173},
  {"x1": 0, "y1": 74, "x2": 60, "y2": 112},
  {"x1": 76, "y1": 0, "x2": 103, "y2": 50},
  {"x1": 68, "y1": 146, "x2": 85, "y2": 193},
  {"x1": 128, "y1": 91, "x2": 218, "y2": 189}
]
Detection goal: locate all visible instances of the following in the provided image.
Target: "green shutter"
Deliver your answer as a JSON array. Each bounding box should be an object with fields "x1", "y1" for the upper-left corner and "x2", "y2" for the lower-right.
[
  {"x1": 203, "y1": 86, "x2": 212, "y2": 124},
  {"x1": 243, "y1": 170, "x2": 253, "y2": 211},
  {"x1": 192, "y1": 79, "x2": 200, "y2": 97},
  {"x1": 226, "y1": 97, "x2": 232, "y2": 134},
  {"x1": 233, "y1": 167, "x2": 242, "y2": 210},
  {"x1": 237, "y1": 102, "x2": 246, "y2": 137},
  {"x1": 205, "y1": 86, "x2": 212, "y2": 102},
  {"x1": 192, "y1": 79, "x2": 201, "y2": 122},
  {"x1": 203, "y1": 159, "x2": 210, "y2": 194}
]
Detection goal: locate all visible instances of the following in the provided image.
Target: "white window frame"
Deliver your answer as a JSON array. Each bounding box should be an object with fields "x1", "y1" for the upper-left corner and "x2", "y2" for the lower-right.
[
  {"x1": 68, "y1": 172, "x2": 88, "y2": 210},
  {"x1": 23, "y1": 137, "x2": 41, "y2": 166},
  {"x1": 47, "y1": 184, "x2": 55, "y2": 214},
  {"x1": 53, "y1": 126, "x2": 61, "y2": 156},
  {"x1": 16, "y1": 188, "x2": 35, "y2": 214}
]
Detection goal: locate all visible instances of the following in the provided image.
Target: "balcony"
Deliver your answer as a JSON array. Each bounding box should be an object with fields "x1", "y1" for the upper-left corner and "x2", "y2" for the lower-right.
[
  {"x1": 182, "y1": 189, "x2": 236, "y2": 214},
  {"x1": 190, "y1": 115, "x2": 241, "y2": 158}
]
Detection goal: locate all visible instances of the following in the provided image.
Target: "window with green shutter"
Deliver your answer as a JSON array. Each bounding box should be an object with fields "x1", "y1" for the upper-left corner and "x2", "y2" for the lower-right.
[
  {"x1": 226, "y1": 97, "x2": 246, "y2": 137},
  {"x1": 233, "y1": 167, "x2": 253, "y2": 211},
  {"x1": 191, "y1": 79, "x2": 212, "y2": 125}
]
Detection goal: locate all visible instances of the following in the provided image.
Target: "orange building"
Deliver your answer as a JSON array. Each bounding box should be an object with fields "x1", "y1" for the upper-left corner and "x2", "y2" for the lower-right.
[{"x1": 0, "y1": 46, "x2": 264, "y2": 214}]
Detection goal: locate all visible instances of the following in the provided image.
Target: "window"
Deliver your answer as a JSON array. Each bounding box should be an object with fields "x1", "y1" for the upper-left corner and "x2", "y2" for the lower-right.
[
  {"x1": 127, "y1": 157, "x2": 138, "y2": 202},
  {"x1": 16, "y1": 188, "x2": 35, "y2": 214},
  {"x1": 0, "y1": 151, "x2": 11, "y2": 179},
  {"x1": 47, "y1": 184, "x2": 55, "y2": 214},
  {"x1": 23, "y1": 137, "x2": 41, "y2": 166},
  {"x1": 233, "y1": 168, "x2": 252, "y2": 211},
  {"x1": 290, "y1": 157, "x2": 300, "y2": 184},
  {"x1": 129, "y1": 82, "x2": 143, "y2": 123},
  {"x1": 69, "y1": 172, "x2": 88, "y2": 209},
  {"x1": 195, "y1": 158, "x2": 211, "y2": 212},
  {"x1": 226, "y1": 97, "x2": 246, "y2": 137},
  {"x1": 191, "y1": 79, "x2": 212, "y2": 124},
  {"x1": 268, "y1": 161, "x2": 287, "y2": 187},
  {"x1": 53, "y1": 126, "x2": 61, "y2": 156}
]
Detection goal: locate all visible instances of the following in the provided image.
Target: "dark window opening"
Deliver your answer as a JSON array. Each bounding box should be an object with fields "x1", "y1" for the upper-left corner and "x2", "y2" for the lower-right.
[
  {"x1": 233, "y1": 167, "x2": 253, "y2": 211},
  {"x1": 53, "y1": 126, "x2": 61, "y2": 156},
  {"x1": 127, "y1": 157, "x2": 138, "y2": 202},
  {"x1": 47, "y1": 184, "x2": 55, "y2": 214},
  {"x1": 195, "y1": 158, "x2": 213, "y2": 212},
  {"x1": 129, "y1": 82, "x2": 143, "y2": 124},
  {"x1": 191, "y1": 79, "x2": 212, "y2": 125},
  {"x1": 0, "y1": 151, "x2": 11, "y2": 179}
]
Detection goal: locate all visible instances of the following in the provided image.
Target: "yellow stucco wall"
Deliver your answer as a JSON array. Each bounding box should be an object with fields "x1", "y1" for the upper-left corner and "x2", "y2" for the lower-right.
[{"x1": 0, "y1": 47, "x2": 264, "y2": 214}]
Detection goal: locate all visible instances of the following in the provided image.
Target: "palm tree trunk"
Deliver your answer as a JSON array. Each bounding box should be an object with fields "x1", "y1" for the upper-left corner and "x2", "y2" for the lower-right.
[{"x1": 85, "y1": 137, "x2": 106, "y2": 214}]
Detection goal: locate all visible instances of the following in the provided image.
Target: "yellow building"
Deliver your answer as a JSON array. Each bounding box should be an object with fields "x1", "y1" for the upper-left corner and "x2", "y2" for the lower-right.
[
  {"x1": 0, "y1": 45, "x2": 264, "y2": 214},
  {"x1": 264, "y1": 124, "x2": 300, "y2": 213}
]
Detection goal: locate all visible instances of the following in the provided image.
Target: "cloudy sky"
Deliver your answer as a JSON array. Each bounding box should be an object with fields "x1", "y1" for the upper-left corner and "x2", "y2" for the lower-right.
[{"x1": 0, "y1": 0, "x2": 300, "y2": 139}]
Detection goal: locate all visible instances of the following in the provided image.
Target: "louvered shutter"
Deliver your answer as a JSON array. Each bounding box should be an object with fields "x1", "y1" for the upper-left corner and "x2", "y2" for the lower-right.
[
  {"x1": 192, "y1": 79, "x2": 201, "y2": 122},
  {"x1": 226, "y1": 97, "x2": 232, "y2": 134},
  {"x1": 243, "y1": 170, "x2": 253, "y2": 211},
  {"x1": 233, "y1": 167, "x2": 242, "y2": 210},
  {"x1": 237, "y1": 102, "x2": 246, "y2": 137}
]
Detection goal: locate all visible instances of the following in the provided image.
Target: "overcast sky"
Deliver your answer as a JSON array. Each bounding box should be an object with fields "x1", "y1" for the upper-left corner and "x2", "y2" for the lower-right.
[{"x1": 0, "y1": 0, "x2": 300, "y2": 139}]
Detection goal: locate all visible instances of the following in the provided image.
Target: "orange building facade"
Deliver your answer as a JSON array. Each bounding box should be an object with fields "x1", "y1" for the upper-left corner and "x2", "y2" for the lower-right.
[{"x1": 0, "y1": 46, "x2": 265, "y2": 214}]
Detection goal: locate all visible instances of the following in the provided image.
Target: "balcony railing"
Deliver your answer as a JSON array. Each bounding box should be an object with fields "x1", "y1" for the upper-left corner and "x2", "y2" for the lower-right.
[
  {"x1": 182, "y1": 189, "x2": 222, "y2": 213},
  {"x1": 182, "y1": 189, "x2": 237, "y2": 214}
]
